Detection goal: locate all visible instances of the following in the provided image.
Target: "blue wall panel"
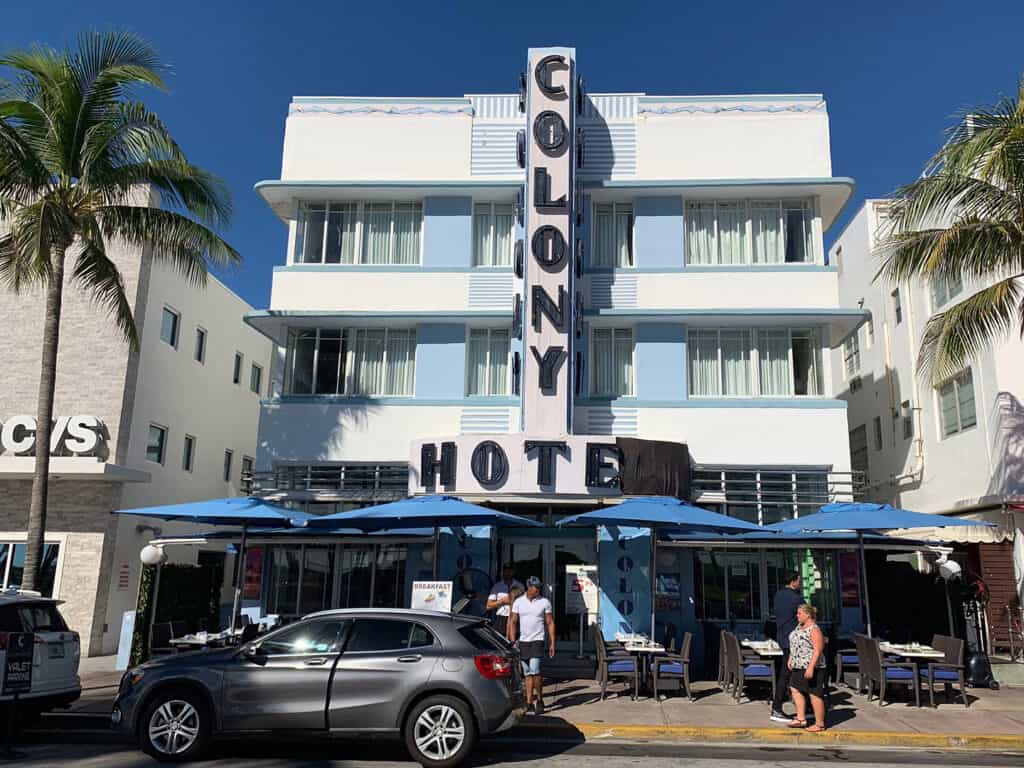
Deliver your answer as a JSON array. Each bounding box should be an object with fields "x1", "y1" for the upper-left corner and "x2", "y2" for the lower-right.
[
  {"x1": 634, "y1": 197, "x2": 683, "y2": 269},
  {"x1": 636, "y1": 323, "x2": 687, "y2": 400},
  {"x1": 423, "y1": 197, "x2": 472, "y2": 267},
  {"x1": 414, "y1": 323, "x2": 466, "y2": 398},
  {"x1": 598, "y1": 525, "x2": 652, "y2": 637}
]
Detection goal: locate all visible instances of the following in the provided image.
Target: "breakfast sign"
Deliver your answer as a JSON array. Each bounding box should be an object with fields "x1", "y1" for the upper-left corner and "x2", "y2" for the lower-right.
[
  {"x1": 410, "y1": 47, "x2": 624, "y2": 498},
  {"x1": 411, "y1": 581, "x2": 453, "y2": 613}
]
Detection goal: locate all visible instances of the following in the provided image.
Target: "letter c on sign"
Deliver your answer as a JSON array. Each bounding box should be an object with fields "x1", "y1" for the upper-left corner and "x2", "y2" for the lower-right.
[
  {"x1": 470, "y1": 441, "x2": 509, "y2": 488},
  {"x1": 0, "y1": 415, "x2": 36, "y2": 455},
  {"x1": 534, "y1": 55, "x2": 568, "y2": 99}
]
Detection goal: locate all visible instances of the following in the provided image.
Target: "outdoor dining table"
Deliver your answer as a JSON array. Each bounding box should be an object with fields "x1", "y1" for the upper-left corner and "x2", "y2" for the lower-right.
[
  {"x1": 170, "y1": 629, "x2": 243, "y2": 650},
  {"x1": 878, "y1": 642, "x2": 946, "y2": 660},
  {"x1": 616, "y1": 633, "x2": 666, "y2": 697},
  {"x1": 741, "y1": 639, "x2": 784, "y2": 657}
]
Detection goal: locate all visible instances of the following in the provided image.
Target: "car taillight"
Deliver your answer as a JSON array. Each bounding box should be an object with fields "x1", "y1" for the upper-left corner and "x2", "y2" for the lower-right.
[{"x1": 474, "y1": 654, "x2": 512, "y2": 679}]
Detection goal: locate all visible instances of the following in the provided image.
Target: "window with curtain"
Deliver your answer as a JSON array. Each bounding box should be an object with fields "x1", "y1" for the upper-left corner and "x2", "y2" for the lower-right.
[
  {"x1": 686, "y1": 198, "x2": 815, "y2": 265},
  {"x1": 472, "y1": 203, "x2": 514, "y2": 266},
  {"x1": 592, "y1": 202, "x2": 633, "y2": 267},
  {"x1": 842, "y1": 332, "x2": 860, "y2": 379},
  {"x1": 938, "y1": 369, "x2": 977, "y2": 437},
  {"x1": 790, "y1": 329, "x2": 823, "y2": 395},
  {"x1": 591, "y1": 328, "x2": 634, "y2": 396},
  {"x1": 294, "y1": 201, "x2": 421, "y2": 265},
  {"x1": 466, "y1": 328, "x2": 510, "y2": 395},
  {"x1": 931, "y1": 273, "x2": 963, "y2": 309},
  {"x1": 688, "y1": 329, "x2": 753, "y2": 397},
  {"x1": 286, "y1": 328, "x2": 416, "y2": 396},
  {"x1": 688, "y1": 327, "x2": 824, "y2": 397}
]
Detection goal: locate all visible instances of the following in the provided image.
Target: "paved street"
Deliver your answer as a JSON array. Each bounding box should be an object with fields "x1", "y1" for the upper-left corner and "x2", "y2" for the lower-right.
[{"x1": 9, "y1": 738, "x2": 1024, "y2": 768}]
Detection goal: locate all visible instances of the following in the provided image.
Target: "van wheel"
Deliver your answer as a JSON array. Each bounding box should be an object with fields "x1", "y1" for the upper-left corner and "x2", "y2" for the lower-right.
[
  {"x1": 404, "y1": 694, "x2": 477, "y2": 768},
  {"x1": 139, "y1": 689, "x2": 210, "y2": 762}
]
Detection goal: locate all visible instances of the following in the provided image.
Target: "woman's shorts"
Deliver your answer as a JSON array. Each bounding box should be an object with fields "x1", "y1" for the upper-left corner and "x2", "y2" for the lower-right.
[
  {"x1": 789, "y1": 666, "x2": 826, "y2": 697},
  {"x1": 518, "y1": 640, "x2": 544, "y2": 676}
]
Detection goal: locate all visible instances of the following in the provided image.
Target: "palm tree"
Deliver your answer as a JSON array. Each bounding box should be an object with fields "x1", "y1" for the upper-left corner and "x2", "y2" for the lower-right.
[
  {"x1": 878, "y1": 76, "x2": 1024, "y2": 385},
  {"x1": 0, "y1": 32, "x2": 239, "y2": 591}
]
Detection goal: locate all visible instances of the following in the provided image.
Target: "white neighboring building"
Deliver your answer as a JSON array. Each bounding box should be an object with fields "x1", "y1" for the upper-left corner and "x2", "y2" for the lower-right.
[
  {"x1": 829, "y1": 199, "x2": 1024, "y2": 650},
  {"x1": 0, "y1": 189, "x2": 271, "y2": 656}
]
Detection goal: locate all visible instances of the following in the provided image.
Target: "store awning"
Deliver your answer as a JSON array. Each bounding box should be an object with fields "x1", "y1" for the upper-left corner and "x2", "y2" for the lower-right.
[{"x1": 887, "y1": 508, "x2": 1017, "y2": 544}]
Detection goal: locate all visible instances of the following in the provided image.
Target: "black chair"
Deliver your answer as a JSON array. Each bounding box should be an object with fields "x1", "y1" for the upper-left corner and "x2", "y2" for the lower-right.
[
  {"x1": 725, "y1": 632, "x2": 775, "y2": 704},
  {"x1": 920, "y1": 634, "x2": 968, "y2": 708},
  {"x1": 652, "y1": 631, "x2": 693, "y2": 701},
  {"x1": 170, "y1": 620, "x2": 188, "y2": 639},
  {"x1": 239, "y1": 623, "x2": 260, "y2": 644},
  {"x1": 594, "y1": 629, "x2": 639, "y2": 701},
  {"x1": 835, "y1": 637, "x2": 859, "y2": 690},
  {"x1": 149, "y1": 622, "x2": 176, "y2": 656},
  {"x1": 865, "y1": 637, "x2": 919, "y2": 707}
]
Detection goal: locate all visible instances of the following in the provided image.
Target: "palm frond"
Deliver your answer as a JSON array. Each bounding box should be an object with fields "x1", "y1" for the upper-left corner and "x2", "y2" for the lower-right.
[
  {"x1": 98, "y1": 205, "x2": 240, "y2": 285},
  {"x1": 877, "y1": 219, "x2": 1024, "y2": 284},
  {"x1": 71, "y1": 222, "x2": 140, "y2": 349},
  {"x1": 916, "y1": 277, "x2": 1023, "y2": 383},
  {"x1": 79, "y1": 101, "x2": 186, "y2": 183}
]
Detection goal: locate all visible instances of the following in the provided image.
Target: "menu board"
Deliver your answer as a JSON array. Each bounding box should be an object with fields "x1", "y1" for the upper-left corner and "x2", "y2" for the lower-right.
[
  {"x1": 411, "y1": 581, "x2": 453, "y2": 613},
  {"x1": 565, "y1": 564, "x2": 599, "y2": 616}
]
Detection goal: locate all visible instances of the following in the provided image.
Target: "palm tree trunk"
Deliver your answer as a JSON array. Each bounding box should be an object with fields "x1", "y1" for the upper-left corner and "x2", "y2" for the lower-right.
[{"x1": 23, "y1": 244, "x2": 67, "y2": 592}]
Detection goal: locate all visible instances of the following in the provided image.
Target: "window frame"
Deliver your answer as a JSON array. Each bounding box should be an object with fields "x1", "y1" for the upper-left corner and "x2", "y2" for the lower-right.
[
  {"x1": 160, "y1": 306, "x2": 180, "y2": 348},
  {"x1": 891, "y1": 288, "x2": 903, "y2": 325},
  {"x1": 233, "y1": 352, "x2": 243, "y2": 385},
  {"x1": 842, "y1": 332, "x2": 861, "y2": 380},
  {"x1": 294, "y1": 200, "x2": 424, "y2": 266},
  {"x1": 284, "y1": 327, "x2": 417, "y2": 397},
  {"x1": 250, "y1": 363, "x2": 263, "y2": 395},
  {"x1": 872, "y1": 416, "x2": 883, "y2": 451},
  {"x1": 343, "y1": 618, "x2": 436, "y2": 654},
  {"x1": 223, "y1": 449, "x2": 234, "y2": 483},
  {"x1": 0, "y1": 540, "x2": 62, "y2": 597},
  {"x1": 472, "y1": 202, "x2": 515, "y2": 267},
  {"x1": 465, "y1": 327, "x2": 512, "y2": 396},
  {"x1": 590, "y1": 201, "x2": 635, "y2": 269},
  {"x1": 194, "y1": 326, "x2": 207, "y2": 364},
  {"x1": 931, "y1": 273, "x2": 963, "y2": 310},
  {"x1": 684, "y1": 198, "x2": 817, "y2": 267},
  {"x1": 145, "y1": 423, "x2": 168, "y2": 465},
  {"x1": 937, "y1": 369, "x2": 977, "y2": 438},
  {"x1": 589, "y1": 327, "x2": 636, "y2": 397},
  {"x1": 182, "y1": 434, "x2": 196, "y2": 472}
]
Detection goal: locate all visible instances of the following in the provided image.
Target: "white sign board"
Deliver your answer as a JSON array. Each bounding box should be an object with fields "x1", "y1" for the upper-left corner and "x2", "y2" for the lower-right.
[
  {"x1": 564, "y1": 564, "x2": 599, "y2": 616},
  {"x1": 411, "y1": 581, "x2": 453, "y2": 613},
  {"x1": 115, "y1": 610, "x2": 136, "y2": 671}
]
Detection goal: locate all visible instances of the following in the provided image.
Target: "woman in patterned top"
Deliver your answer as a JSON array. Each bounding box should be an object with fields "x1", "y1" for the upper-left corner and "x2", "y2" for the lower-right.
[{"x1": 786, "y1": 604, "x2": 827, "y2": 731}]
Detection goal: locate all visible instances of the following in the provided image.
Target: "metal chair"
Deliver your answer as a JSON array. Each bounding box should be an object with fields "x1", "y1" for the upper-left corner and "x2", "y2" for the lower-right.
[
  {"x1": 149, "y1": 622, "x2": 176, "y2": 656},
  {"x1": 835, "y1": 637, "x2": 859, "y2": 689},
  {"x1": 653, "y1": 631, "x2": 694, "y2": 701},
  {"x1": 865, "y1": 637, "x2": 919, "y2": 707},
  {"x1": 726, "y1": 632, "x2": 775, "y2": 704},
  {"x1": 920, "y1": 635, "x2": 968, "y2": 708},
  {"x1": 594, "y1": 629, "x2": 639, "y2": 701}
]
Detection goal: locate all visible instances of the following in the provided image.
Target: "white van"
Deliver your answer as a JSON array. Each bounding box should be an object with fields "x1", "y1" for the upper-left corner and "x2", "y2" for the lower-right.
[{"x1": 0, "y1": 591, "x2": 81, "y2": 713}]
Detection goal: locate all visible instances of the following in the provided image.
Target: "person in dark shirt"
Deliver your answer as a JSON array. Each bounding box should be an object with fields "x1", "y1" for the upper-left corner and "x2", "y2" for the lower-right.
[{"x1": 770, "y1": 571, "x2": 804, "y2": 723}]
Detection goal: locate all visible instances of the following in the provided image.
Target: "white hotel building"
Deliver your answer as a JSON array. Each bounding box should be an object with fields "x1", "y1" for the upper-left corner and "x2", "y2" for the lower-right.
[{"x1": 243, "y1": 47, "x2": 869, "y2": 667}]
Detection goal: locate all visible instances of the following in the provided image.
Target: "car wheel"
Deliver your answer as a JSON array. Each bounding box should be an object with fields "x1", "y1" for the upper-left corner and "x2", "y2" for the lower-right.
[
  {"x1": 139, "y1": 689, "x2": 210, "y2": 762},
  {"x1": 404, "y1": 694, "x2": 477, "y2": 768}
]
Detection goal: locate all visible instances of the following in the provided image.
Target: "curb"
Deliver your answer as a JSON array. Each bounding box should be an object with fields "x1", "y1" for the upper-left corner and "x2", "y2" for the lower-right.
[{"x1": 517, "y1": 721, "x2": 1024, "y2": 751}]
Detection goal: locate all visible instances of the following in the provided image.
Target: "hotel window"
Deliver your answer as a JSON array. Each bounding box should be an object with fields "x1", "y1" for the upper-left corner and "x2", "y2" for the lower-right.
[
  {"x1": 688, "y1": 328, "x2": 823, "y2": 397},
  {"x1": 931, "y1": 273, "x2": 963, "y2": 309},
  {"x1": 902, "y1": 400, "x2": 914, "y2": 439},
  {"x1": 938, "y1": 369, "x2": 977, "y2": 437},
  {"x1": 466, "y1": 328, "x2": 510, "y2": 396},
  {"x1": 223, "y1": 449, "x2": 234, "y2": 482},
  {"x1": 472, "y1": 203, "x2": 514, "y2": 266},
  {"x1": 250, "y1": 363, "x2": 263, "y2": 395},
  {"x1": 194, "y1": 327, "x2": 207, "y2": 363},
  {"x1": 590, "y1": 328, "x2": 634, "y2": 396},
  {"x1": 872, "y1": 416, "x2": 883, "y2": 451},
  {"x1": 685, "y1": 199, "x2": 814, "y2": 266},
  {"x1": 232, "y1": 352, "x2": 243, "y2": 384},
  {"x1": 849, "y1": 425, "x2": 870, "y2": 481},
  {"x1": 294, "y1": 201, "x2": 421, "y2": 265},
  {"x1": 695, "y1": 550, "x2": 763, "y2": 621},
  {"x1": 592, "y1": 203, "x2": 633, "y2": 268},
  {"x1": 891, "y1": 288, "x2": 903, "y2": 324},
  {"x1": 182, "y1": 434, "x2": 195, "y2": 472},
  {"x1": 160, "y1": 307, "x2": 179, "y2": 348},
  {"x1": 241, "y1": 456, "x2": 254, "y2": 493},
  {"x1": 146, "y1": 424, "x2": 167, "y2": 464},
  {"x1": 842, "y1": 333, "x2": 860, "y2": 380},
  {"x1": 285, "y1": 328, "x2": 416, "y2": 397},
  {"x1": 0, "y1": 542, "x2": 60, "y2": 597}
]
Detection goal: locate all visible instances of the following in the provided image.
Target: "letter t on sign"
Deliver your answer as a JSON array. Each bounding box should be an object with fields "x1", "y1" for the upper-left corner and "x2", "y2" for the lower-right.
[{"x1": 524, "y1": 440, "x2": 569, "y2": 486}]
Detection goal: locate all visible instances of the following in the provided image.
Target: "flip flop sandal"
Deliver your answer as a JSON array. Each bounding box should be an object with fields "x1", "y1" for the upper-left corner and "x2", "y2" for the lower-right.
[
  {"x1": 787, "y1": 719, "x2": 808, "y2": 728},
  {"x1": 806, "y1": 724, "x2": 827, "y2": 733}
]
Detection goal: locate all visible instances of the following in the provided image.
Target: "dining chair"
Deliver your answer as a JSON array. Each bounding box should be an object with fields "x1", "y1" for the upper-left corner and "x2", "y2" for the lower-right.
[
  {"x1": 834, "y1": 634, "x2": 859, "y2": 690},
  {"x1": 717, "y1": 630, "x2": 730, "y2": 691},
  {"x1": 866, "y1": 637, "x2": 919, "y2": 707},
  {"x1": 594, "y1": 628, "x2": 638, "y2": 701},
  {"x1": 921, "y1": 635, "x2": 968, "y2": 708},
  {"x1": 726, "y1": 632, "x2": 774, "y2": 704},
  {"x1": 149, "y1": 622, "x2": 176, "y2": 657},
  {"x1": 653, "y1": 631, "x2": 694, "y2": 701}
]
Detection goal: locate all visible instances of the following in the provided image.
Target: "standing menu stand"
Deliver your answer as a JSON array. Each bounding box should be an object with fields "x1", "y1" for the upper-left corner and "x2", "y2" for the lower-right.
[{"x1": 2, "y1": 632, "x2": 32, "y2": 758}]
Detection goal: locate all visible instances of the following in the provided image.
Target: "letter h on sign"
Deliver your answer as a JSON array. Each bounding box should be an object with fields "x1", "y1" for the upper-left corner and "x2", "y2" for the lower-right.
[{"x1": 420, "y1": 442, "x2": 456, "y2": 491}]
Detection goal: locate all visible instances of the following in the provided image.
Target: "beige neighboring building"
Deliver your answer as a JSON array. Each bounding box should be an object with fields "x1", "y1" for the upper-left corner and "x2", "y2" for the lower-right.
[{"x1": 0, "y1": 191, "x2": 271, "y2": 656}]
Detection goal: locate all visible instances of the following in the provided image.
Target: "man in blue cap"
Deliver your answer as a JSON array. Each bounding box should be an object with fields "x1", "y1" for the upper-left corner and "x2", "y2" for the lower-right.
[
  {"x1": 508, "y1": 575, "x2": 555, "y2": 714},
  {"x1": 770, "y1": 570, "x2": 804, "y2": 723}
]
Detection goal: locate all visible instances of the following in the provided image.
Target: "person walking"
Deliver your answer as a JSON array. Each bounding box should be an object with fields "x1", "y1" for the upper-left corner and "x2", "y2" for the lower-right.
[
  {"x1": 770, "y1": 570, "x2": 804, "y2": 723},
  {"x1": 486, "y1": 563, "x2": 524, "y2": 639},
  {"x1": 508, "y1": 576, "x2": 556, "y2": 715},
  {"x1": 786, "y1": 604, "x2": 827, "y2": 732}
]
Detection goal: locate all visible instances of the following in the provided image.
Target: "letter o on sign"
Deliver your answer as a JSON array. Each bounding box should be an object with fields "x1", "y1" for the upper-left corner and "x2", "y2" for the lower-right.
[
  {"x1": 470, "y1": 441, "x2": 509, "y2": 488},
  {"x1": 531, "y1": 226, "x2": 566, "y2": 269}
]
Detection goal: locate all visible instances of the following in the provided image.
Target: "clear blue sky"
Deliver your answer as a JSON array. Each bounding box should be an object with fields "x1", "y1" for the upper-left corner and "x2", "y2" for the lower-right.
[{"x1": 4, "y1": 1, "x2": 1022, "y2": 308}]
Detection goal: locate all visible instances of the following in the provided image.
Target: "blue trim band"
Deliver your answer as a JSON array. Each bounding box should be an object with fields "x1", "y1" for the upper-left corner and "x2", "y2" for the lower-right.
[
  {"x1": 584, "y1": 265, "x2": 837, "y2": 274},
  {"x1": 263, "y1": 396, "x2": 521, "y2": 407},
  {"x1": 638, "y1": 94, "x2": 824, "y2": 104},
  {"x1": 584, "y1": 308, "x2": 867, "y2": 318},
  {"x1": 246, "y1": 310, "x2": 510, "y2": 320},
  {"x1": 576, "y1": 398, "x2": 847, "y2": 410},
  {"x1": 255, "y1": 180, "x2": 522, "y2": 191},
  {"x1": 274, "y1": 265, "x2": 513, "y2": 274},
  {"x1": 583, "y1": 177, "x2": 856, "y2": 190}
]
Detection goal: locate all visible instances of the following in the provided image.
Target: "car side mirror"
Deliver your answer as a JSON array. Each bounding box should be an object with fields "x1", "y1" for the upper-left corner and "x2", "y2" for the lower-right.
[{"x1": 243, "y1": 642, "x2": 263, "y2": 659}]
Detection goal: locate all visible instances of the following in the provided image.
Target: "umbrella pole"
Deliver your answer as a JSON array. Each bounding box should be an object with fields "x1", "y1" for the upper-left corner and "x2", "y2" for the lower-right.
[
  {"x1": 650, "y1": 528, "x2": 657, "y2": 641},
  {"x1": 858, "y1": 532, "x2": 873, "y2": 637},
  {"x1": 432, "y1": 527, "x2": 439, "y2": 580},
  {"x1": 230, "y1": 524, "x2": 248, "y2": 633}
]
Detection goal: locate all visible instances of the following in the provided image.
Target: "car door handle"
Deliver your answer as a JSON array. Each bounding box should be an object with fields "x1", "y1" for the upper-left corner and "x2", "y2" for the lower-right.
[
  {"x1": 303, "y1": 657, "x2": 329, "y2": 666},
  {"x1": 397, "y1": 655, "x2": 422, "y2": 663}
]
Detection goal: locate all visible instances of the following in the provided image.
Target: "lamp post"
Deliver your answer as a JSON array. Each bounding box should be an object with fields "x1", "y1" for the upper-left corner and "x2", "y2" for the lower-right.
[{"x1": 140, "y1": 544, "x2": 167, "y2": 658}]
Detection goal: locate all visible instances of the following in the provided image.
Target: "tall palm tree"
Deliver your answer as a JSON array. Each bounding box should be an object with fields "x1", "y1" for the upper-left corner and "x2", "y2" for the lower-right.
[
  {"x1": 0, "y1": 32, "x2": 239, "y2": 591},
  {"x1": 878, "y1": 76, "x2": 1024, "y2": 385}
]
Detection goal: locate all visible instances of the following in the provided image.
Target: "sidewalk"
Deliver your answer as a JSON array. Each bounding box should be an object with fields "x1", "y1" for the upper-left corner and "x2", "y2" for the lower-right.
[{"x1": 59, "y1": 661, "x2": 1024, "y2": 751}]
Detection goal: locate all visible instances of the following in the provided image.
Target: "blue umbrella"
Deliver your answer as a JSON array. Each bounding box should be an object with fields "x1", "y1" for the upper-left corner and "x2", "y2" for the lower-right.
[
  {"x1": 765, "y1": 502, "x2": 993, "y2": 635},
  {"x1": 116, "y1": 497, "x2": 313, "y2": 631},
  {"x1": 557, "y1": 497, "x2": 760, "y2": 638},
  {"x1": 308, "y1": 495, "x2": 543, "y2": 578}
]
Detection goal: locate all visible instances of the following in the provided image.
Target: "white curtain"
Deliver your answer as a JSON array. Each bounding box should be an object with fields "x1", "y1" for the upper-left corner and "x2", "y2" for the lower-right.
[
  {"x1": 493, "y1": 206, "x2": 514, "y2": 267},
  {"x1": 325, "y1": 204, "x2": 357, "y2": 264},
  {"x1": 957, "y1": 371, "x2": 977, "y2": 429},
  {"x1": 720, "y1": 329, "x2": 752, "y2": 395},
  {"x1": 717, "y1": 202, "x2": 747, "y2": 265},
  {"x1": 473, "y1": 204, "x2": 493, "y2": 267},
  {"x1": 363, "y1": 204, "x2": 392, "y2": 264},
  {"x1": 791, "y1": 329, "x2": 822, "y2": 395},
  {"x1": 299, "y1": 204, "x2": 326, "y2": 263},
  {"x1": 615, "y1": 205, "x2": 633, "y2": 267},
  {"x1": 614, "y1": 329, "x2": 634, "y2": 395},
  {"x1": 758, "y1": 330, "x2": 790, "y2": 395},
  {"x1": 592, "y1": 329, "x2": 632, "y2": 395},
  {"x1": 686, "y1": 203, "x2": 715, "y2": 265},
  {"x1": 488, "y1": 330, "x2": 510, "y2": 394},
  {"x1": 752, "y1": 202, "x2": 783, "y2": 264},
  {"x1": 688, "y1": 330, "x2": 720, "y2": 396},
  {"x1": 593, "y1": 204, "x2": 616, "y2": 267},
  {"x1": 350, "y1": 329, "x2": 384, "y2": 394},
  {"x1": 783, "y1": 201, "x2": 812, "y2": 263},
  {"x1": 393, "y1": 203, "x2": 421, "y2": 265},
  {"x1": 384, "y1": 329, "x2": 416, "y2": 394},
  {"x1": 466, "y1": 329, "x2": 489, "y2": 394}
]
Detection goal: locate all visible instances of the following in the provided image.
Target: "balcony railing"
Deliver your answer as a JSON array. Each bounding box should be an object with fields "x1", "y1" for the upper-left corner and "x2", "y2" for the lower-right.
[{"x1": 245, "y1": 462, "x2": 410, "y2": 499}]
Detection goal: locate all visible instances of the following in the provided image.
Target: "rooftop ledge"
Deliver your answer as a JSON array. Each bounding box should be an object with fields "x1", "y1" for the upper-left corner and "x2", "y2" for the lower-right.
[
  {"x1": 255, "y1": 177, "x2": 855, "y2": 230},
  {"x1": 0, "y1": 457, "x2": 150, "y2": 483}
]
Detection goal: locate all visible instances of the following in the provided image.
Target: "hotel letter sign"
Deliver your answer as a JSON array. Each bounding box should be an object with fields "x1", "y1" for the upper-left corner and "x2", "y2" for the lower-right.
[{"x1": 522, "y1": 47, "x2": 577, "y2": 437}]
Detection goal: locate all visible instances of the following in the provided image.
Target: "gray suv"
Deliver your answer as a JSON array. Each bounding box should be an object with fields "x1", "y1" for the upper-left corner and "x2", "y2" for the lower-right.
[{"x1": 112, "y1": 609, "x2": 523, "y2": 767}]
